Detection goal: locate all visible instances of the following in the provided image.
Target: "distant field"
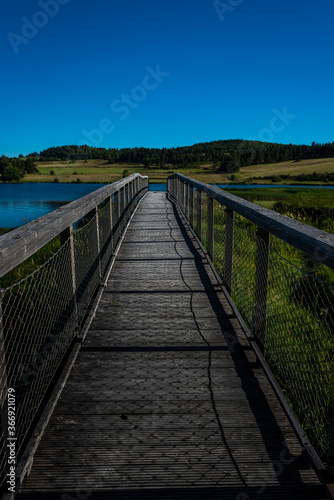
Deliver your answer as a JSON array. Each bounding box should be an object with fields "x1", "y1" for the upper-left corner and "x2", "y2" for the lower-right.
[
  {"x1": 237, "y1": 157, "x2": 334, "y2": 181},
  {"x1": 21, "y1": 157, "x2": 334, "y2": 185},
  {"x1": 23, "y1": 160, "x2": 230, "y2": 184}
]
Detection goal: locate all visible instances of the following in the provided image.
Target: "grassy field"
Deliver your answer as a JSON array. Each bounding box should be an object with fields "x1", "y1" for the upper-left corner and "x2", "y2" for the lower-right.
[
  {"x1": 23, "y1": 160, "x2": 230, "y2": 184},
  {"x1": 237, "y1": 157, "x2": 334, "y2": 182},
  {"x1": 224, "y1": 187, "x2": 334, "y2": 233},
  {"x1": 21, "y1": 157, "x2": 334, "y2": 185}
]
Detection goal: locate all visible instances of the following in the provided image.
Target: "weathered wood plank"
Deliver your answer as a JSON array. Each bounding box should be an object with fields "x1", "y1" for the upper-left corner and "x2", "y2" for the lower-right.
[{"x1": 17, "y1": 192, "x2": 327, "y2": 500}]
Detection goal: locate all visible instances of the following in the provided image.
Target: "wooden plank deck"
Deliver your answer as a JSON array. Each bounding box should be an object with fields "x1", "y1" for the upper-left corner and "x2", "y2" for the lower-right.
[{"x1": 17, "y1": 192, "x2": 327, "y2": 499}]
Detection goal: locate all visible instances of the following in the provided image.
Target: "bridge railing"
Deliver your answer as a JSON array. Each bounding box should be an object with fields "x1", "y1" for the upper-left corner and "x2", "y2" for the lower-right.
[
  {"x1": 168, "y1": 173, "x2": 334, "y2": 469},
  {"x1": 0, "y1": 173, "x2": 148, "y2": 493}
]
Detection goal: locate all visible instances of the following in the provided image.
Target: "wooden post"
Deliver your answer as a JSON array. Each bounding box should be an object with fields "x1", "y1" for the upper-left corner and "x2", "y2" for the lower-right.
[
  {"x1": 254, "y1": 227, "x2": 270, "y2": 351},
  {"x1": 207, "y1": 197, "x2": 214, "y2": 261},
  {"x1": 224, "y1": 208, "x2": 234, "y2": 295},
  {"x1": 184, "y1": 184, "x2": 189, "y2": 220},
  {"x1": 134, "y1": 177, "x2": 138, "y2": 204},
  {"x1": 115, "y1": 190, "x2": 120, "y2": 225},
  {"x1": 60, "y1": 226, "x2": 79, "y2": 329},
  {"x1": 189, "y1": 186, "x2": 194, "y2": 229},
  {"x1": 120, "y1": 187, "x2": 125, "y2": 221},
  {"x1": 196, "y1": 190, "x2": 202, "y2": 241},
  {"x1": 108, "y1": 195, "x2": 113, "y2": 252}
]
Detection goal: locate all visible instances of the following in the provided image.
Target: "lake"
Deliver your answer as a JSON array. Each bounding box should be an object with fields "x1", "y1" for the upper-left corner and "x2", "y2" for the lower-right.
[
  {"x1": 0, "y1": 183, "x2": 108, "y2": 228},
  {"x1": 1, "y1": 182, "x2": 333, "y2": 228}
]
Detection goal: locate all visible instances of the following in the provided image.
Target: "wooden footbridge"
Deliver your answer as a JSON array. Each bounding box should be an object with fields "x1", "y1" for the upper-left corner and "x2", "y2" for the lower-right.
[{"x1": 0, "y1": 174, "x2": 334, "y2": 499}]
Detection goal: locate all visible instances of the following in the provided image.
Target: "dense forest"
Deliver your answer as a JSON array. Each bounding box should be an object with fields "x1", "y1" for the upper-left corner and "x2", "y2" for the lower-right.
[
  {"x1": 1, "y1": 139, "x2": 334, "y2": 182},
  {"x1": 26, "y1": 139, "x2": 334, "y2": 172},
  {"x1": 0, "y1": 155, "x2": 38, "y2": 182}
]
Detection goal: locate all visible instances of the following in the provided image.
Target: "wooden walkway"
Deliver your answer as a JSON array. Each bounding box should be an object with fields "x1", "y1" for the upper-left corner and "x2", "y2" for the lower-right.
[{"x1": 17, "y1": 192, "x2": 327, "y2": 499}]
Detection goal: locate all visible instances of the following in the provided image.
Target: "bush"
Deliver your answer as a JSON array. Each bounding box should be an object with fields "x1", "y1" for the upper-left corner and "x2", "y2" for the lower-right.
[
  {"x1": 50, "y1": 170, "x2": 55, "y2": 176},
  {"x1": 2, "y1": 165, "x2": 22, "y2": 183},
  {"x1": 54, "y1": 178, "x2": 59, "y2": 183},
  {"x1": 122, "y1": 169, "x2": 130, "y2": 178}
]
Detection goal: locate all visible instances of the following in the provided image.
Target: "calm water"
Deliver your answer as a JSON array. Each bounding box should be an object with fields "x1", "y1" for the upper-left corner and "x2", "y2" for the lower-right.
[
  {"x1": 0, "y1": 183, "x2": 107, "y2": 228},
  {"x1": 0, "y1": 182, "x2": 333, "y2": 228}
]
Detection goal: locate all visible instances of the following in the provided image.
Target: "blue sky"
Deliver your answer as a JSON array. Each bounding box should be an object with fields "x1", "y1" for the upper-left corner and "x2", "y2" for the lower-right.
[{"x1": 0, "y1": 0, "x2": 333, "y2": 156}]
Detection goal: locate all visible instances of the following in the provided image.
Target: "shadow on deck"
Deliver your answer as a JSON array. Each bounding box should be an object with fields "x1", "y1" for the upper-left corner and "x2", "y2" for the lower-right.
[{"x1": 16, "y1": 192, "x2": 328, "y2": 500}]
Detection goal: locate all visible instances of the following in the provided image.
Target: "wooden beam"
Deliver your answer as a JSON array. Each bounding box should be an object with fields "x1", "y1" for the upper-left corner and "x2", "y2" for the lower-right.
[
  {"x1": 0, "y1": 174, "x2": 148, "y2": 279},
  {"x1": 170, "y1": 174, "x2": 334, "y2": 271}
]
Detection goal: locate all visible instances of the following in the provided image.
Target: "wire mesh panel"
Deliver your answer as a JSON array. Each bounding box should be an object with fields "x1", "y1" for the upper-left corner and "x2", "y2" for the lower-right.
[
  {"x1": 231, "y1": 215, "x2": 257, "y2": 330},
  {"x1": 74, "y1": 215, "x2": 101, "y2": 325},
  {"x1": 265, "y1": 238, "x2": 334, "y2": 460},
  {"x1": 194, "y1": 189, "x2": 202, "y2": 241},
  {"x1": 168, "y1": 174, "x2": 334, "y2": 466},
  {"x1": 111, "y1": 191, "x2": 121, "y2": 246},
  {"x1": 212, "y1": 203, "x2": 226, "y2": 279},
  {"x1": 200, "y1": 192, "x2": 209, "y2": 251},
  {"x1": 98, "y1": 198, "x2": 113, "y2": 278},
  {"x1": 0, "y1": 240, "x2": 77, "y2": 489},
  {"x1": 0, "y1": 174, "x2": 148, "y2": 495}
]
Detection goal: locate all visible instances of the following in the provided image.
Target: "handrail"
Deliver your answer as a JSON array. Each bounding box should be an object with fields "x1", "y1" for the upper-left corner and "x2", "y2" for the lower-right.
[
  {"x1": 168, "y1": 173, "x2": 334, "y2": 270},
  {"x1": 0, "y1": 173, "x2": 148, "y2": 278},
  {"x1": 0, "y1": 173, "x2": 149, "y2": 497},
  {"x1": 167, "y1": 173, "x2": 334, "y2": 473}
]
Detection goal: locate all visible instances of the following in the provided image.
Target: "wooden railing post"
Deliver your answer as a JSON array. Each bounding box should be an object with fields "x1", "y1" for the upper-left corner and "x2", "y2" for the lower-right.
[
  {"x1": 224, "y1": 208, "x2": 234, "y2": 295},
  {"x1": 185, "y1": 184, "x2": 189, "y2": 220},
  {"x1": 207, "y1": 197, "x2": 214, "y2": 261},
  {"x1": 120, "y1": 187, "x2": 125, "y2": 221},
  {"x1": 134, "y1": 177, "x2": 138, "y2": 204},
  {"x1": 108, "y1": 195, "x2": 113, "y2": 251},
  {"x1": 254, "y1": 227, "x2": 270, "y2": 351},
  {"x1": 182, "y1": 182, "x2": 186, "y2": 214},
  {"x1": 60, "y1": 226, "x2": 79, "y2": 329},
  {"x1": 95, "y1": 207, "x2": 102, "y2": 279},
  {"x1": 189, "y1": 186, "x2": 194, "y2": 229},
  {"x1": 115, "y1": 190, "x2": 120, "y2": 224},
  {"x1": 196, "y1": 190, "x2": 202, "y2": 241}
]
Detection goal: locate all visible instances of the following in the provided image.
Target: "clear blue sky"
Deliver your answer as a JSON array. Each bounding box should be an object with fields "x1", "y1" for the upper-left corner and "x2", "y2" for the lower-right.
[{"x1": 0, "y1": 0, "x2": 333, "y2": 157}]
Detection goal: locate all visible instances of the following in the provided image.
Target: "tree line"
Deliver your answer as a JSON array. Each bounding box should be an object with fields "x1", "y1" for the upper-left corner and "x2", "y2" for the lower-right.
[
  {"x1": 26, "y1": 139, "x2": 334, "y2": 173},
  {"x1": 0, "y1": 155, "x2": 38, "y2": 182}
]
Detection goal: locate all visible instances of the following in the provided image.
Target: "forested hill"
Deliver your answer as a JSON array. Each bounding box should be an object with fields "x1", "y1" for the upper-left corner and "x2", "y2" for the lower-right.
[{"x1": 27, "y1": 139, "x2": 334, "y2": 173}]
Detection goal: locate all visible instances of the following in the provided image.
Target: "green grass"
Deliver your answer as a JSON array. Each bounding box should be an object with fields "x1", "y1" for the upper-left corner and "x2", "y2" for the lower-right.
[
  {"x1": 197, "y1": 192, "x2": 334, "y2": 460},
  {"x1": 224, "y1": 187, "x2": 334, "y2": 233}
]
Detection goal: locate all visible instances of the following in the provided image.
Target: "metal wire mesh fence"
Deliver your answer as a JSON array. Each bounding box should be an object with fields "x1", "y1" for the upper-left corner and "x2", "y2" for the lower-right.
[
  {"x1": 0, "y1": 175, "x2": 148, "y2": 494},
  {"x1": 169, "y1": 175, "x2": 334, "y2": 464}
]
